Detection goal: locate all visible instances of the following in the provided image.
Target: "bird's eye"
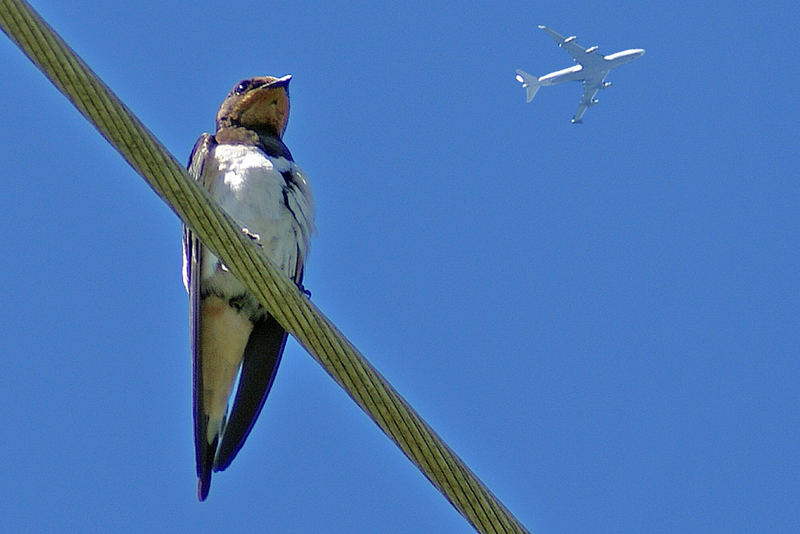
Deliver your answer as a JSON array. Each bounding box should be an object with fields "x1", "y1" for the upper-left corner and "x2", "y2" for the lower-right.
[{"x1": 235, "y1": 80, "x2": 251, "y2": 94}]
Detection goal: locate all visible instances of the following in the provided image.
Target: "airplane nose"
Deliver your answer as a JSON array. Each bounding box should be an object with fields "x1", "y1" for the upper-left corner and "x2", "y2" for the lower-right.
[{"x1": 635, "y1": 49, "x2": 645, "y2": 57}]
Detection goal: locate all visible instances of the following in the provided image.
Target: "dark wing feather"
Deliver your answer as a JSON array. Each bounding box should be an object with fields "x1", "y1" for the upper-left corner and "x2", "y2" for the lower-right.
[
  {"x1": 185, "y1": 133, "x2": 217, "y2": 500},
  {"x1": 214, "y1": 316, "x2": 288, "y2": 471}
]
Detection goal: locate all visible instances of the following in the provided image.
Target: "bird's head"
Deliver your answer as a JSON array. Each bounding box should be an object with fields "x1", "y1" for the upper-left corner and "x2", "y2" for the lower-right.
[{"x1": 216, "y1": 75, "x2": 292, "y2": 137}]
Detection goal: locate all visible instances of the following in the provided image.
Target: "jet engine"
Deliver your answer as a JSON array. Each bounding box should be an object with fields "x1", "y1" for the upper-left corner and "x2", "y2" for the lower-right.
[
  {"x1": 601, "y1": 81, "x2": 612, "y2": 89},
  {"x1": 589, "y1": 98, "x2": 599, "y2": 105}
]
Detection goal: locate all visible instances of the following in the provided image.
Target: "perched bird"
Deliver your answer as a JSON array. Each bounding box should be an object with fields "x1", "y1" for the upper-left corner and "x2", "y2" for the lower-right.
[{"x1": 182, "y1": 75, "x2": 314, "y2": 501}]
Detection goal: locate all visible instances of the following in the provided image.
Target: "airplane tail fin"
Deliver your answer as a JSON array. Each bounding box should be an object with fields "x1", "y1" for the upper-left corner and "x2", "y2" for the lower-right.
[{"x1": 515, "y1": 70, "x2": 541, "y2": 103}]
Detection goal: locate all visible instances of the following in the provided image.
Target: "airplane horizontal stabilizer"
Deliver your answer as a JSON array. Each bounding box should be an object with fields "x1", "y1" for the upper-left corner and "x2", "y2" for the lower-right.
[{"x1": 515, "y1": 70, "x2": 541, "y2": 103}]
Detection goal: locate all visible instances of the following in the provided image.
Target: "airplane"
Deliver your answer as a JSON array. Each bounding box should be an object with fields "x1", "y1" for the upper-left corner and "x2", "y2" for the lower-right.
[{"x1": 515, "y1": 25, "x2": 645, "y2": 123}]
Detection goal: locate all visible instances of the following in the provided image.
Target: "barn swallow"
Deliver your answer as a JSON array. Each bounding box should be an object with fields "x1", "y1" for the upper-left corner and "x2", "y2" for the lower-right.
[{"x1": 182, "y1": 75, "x2": 314, "y2": 501}]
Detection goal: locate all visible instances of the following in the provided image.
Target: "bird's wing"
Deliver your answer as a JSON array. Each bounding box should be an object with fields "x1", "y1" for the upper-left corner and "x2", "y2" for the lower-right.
[{"x1": 184, "y1": 132, "x2": 218, "y2": 500}]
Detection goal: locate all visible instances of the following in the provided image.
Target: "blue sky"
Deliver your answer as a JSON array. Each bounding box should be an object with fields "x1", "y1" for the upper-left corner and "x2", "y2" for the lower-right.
[{"x1": 1, "y1": 1, "x2": 798, "y2": 532}]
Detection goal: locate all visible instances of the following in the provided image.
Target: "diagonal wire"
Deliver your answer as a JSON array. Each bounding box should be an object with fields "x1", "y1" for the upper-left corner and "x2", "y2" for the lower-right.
[{"x1": 0, "y1": 1, "x2": 530, "y2": 532}]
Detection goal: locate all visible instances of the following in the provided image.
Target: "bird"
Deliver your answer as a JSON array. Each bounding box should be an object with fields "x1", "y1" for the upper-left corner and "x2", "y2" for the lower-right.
[{"x1": 181, "y1": 75, "x2": 314, "y2": 501}]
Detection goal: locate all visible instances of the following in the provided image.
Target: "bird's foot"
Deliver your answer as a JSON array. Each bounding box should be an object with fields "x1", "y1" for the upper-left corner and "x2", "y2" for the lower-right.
[{"x1": 297, "y1": 282, "x2": 311, "y2": 299}]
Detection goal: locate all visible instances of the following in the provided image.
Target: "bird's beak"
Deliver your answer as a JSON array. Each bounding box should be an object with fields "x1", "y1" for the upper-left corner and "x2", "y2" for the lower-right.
[{"x1": 268, "y1": 75, "x2": 292, "y2": 88}]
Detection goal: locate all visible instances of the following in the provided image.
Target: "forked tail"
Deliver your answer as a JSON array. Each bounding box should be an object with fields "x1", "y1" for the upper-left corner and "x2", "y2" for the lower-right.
[{"x1": 515, "y1": 69, "x2": 541, "y2": 103}]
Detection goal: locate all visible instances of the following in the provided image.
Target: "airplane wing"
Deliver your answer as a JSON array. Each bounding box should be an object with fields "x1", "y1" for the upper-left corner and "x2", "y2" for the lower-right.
[
  {"x1": 571, "y1": 71, "x2": 609, "y2": 124},
  {"x1": 539, "y1": 25, "x2": 605, "y2": 69}
]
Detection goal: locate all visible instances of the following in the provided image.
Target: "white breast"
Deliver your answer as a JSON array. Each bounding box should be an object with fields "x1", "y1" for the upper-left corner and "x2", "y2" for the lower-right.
[{"x1": 200, "y1": 144, "x2": 314, "y2": 294}]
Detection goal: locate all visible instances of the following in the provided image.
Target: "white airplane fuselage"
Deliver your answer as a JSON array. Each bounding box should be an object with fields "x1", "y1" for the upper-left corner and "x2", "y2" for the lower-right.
[{"x1": 538, "y1": 49, "x2": 645, "y2": 86}]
